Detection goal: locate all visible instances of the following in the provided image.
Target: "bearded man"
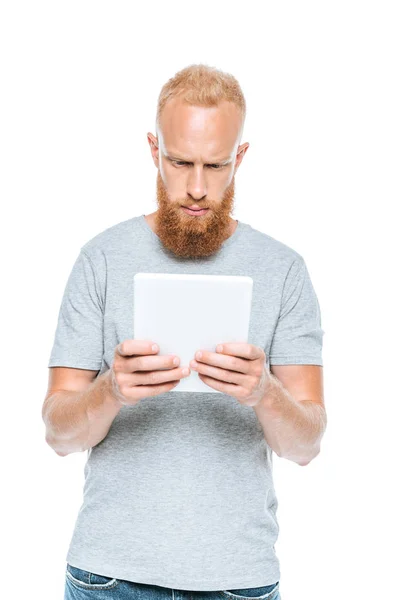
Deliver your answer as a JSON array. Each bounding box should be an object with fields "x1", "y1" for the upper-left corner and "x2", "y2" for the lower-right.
[{"x1": 44, "y1": 63, "x2": 326, "y2": 600}]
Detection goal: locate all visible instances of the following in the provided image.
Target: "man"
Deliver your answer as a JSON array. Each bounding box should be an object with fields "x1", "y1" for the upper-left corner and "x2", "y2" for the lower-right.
[{"x1": 43, "y1": 63, "x2": 326, "y2": 599}]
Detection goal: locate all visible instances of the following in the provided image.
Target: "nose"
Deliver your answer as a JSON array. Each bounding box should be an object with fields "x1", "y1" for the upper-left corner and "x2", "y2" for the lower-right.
[{"x1": 187, "y1": 166, "x2": 207, "y2": 201}]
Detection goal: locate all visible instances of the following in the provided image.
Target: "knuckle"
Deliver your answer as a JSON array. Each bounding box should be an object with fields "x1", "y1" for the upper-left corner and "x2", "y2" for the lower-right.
[
  {"x1": 148, "y1": 383, "x2": 164, "y2": 395},
  {"x1": 134, "y1": 356, "x2": 144, "y2": 371},
  {"x1": 113, "y1": 360, "x2": 123, "y2": 373},
  {"x1": 147, "y1": 371, "x2": 158, "y2": 384},
  {"x1": 238, "y1": 387, "x2": 248, "y2": 399},
  {"x1": 114, "y1": 371, "x2": 124, "y2": 387},
  {"x1": 254, "y1": 364, "x2": 263, "y2": 377},
  {"x1": 223, "y1": 369, "x2": 234, "y2": 382},
  {"x1": 228, "y1": 357, "x2": 236, "y2": 369}
]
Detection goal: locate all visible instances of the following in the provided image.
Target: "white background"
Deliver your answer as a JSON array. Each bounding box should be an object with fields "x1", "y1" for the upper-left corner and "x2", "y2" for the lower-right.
[{"x1": 1, "y1": 1, "x2": 399, "y2": 599}]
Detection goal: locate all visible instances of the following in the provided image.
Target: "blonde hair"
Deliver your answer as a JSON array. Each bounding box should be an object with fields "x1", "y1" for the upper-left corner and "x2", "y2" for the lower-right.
[{"x1": 156, "y1": 63, "x2": 246, "y2": 133}]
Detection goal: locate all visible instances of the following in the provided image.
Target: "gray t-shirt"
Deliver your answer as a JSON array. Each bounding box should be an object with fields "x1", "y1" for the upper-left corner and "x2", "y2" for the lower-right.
[{"x1": 48, "y1": 214, "x2": 324, "y2": 591}]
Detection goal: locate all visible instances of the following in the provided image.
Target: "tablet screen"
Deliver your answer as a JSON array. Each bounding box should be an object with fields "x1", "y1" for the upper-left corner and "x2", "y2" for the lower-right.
[{"x1": 133, "y1": 273, "x2": 253, "y2": 393}]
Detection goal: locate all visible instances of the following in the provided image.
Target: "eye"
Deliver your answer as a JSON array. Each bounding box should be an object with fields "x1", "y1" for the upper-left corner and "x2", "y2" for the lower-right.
[{"x1": 171, "y1": 160, "x2": 223, "y2": 169}]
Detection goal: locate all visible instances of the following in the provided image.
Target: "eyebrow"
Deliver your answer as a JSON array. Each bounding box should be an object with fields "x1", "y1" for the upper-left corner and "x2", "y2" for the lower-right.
[{"x1": 165, "y1": 153, "x2": 232, "y2": 166}]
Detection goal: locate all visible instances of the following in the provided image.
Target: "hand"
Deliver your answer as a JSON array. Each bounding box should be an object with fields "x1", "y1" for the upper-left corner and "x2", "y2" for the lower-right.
[
  {"x1": 109, "y1": 339, "x2": 191, "y2": 406},
  {"x1": 190, "y1": 343, "x2": 273, "y2": 407}
]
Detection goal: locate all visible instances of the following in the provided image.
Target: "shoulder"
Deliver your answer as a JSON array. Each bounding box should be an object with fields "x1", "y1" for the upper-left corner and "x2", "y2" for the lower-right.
[
  {"x1": 75, "y1": 216, "x2": 142, "y2": 277},
  {"x1": 80, "y1": 216, "x2": 140, "y2": 255},
  {"x1": 243, "y1": 222, "x2": 304, "y2": 269}
]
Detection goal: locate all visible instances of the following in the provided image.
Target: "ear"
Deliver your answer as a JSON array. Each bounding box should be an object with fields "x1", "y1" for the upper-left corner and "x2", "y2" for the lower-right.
[
  {"x1": 233, "y1": 142, "x2": 250, "y2": 174},
  {"x1": 147, "y1": 132, "x2": 159, "y2": 168}
]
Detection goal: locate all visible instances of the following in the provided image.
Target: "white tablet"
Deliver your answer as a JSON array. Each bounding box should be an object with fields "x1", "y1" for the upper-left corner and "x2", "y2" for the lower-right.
[{"x1": 133, "y1": 273, "x2": 254, "y2": 393}]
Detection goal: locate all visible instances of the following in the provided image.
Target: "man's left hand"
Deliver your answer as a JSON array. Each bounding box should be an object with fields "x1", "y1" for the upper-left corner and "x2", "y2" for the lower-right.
[{"x1": 189, "y1": 343, "x2": 273, "y2": 407}]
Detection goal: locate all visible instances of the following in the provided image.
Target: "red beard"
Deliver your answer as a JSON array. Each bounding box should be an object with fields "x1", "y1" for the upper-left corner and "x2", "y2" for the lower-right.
[{"x1": 154, "y1": 171, "x2": 237, "y2": 258}]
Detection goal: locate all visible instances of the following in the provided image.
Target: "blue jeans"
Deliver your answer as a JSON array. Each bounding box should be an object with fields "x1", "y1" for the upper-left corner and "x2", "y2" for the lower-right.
[{"x1": 65, "y1": 563, "x2": 281, "y2": 600}]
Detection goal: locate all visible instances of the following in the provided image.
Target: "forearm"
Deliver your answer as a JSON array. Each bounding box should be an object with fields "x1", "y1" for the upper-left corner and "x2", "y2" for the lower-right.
[
  {"x1": 253, "y1": 373, "x2": 327, "y2": 465},
  {"x1": 43, "y1": 370, "x2": 122, "y2": 456}
]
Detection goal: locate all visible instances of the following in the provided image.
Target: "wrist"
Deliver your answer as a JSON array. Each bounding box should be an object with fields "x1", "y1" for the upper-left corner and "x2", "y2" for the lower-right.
[
  {"x1": 101, "y1": 370, "x2": 125, "y2": 410},
  {"x1": 254, "y1": 373, "x2": 281, "y2": 414}
]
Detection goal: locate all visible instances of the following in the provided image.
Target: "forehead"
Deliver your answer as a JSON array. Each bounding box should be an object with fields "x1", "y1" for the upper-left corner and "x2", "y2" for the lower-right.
[{"x1": 159, "y1": 98, "x2": 241, "y2": 160}]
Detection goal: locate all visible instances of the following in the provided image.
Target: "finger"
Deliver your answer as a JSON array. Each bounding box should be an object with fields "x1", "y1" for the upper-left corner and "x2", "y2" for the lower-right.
[
  {"x1": 119, "y1": 353, "x2": 180, "y2": 374},
  {"x1": 116, "y1": 339, "x2": 159, "y2": 358},
  {"x1": 198, "y1": 373, "x2": 247, "y2": 399},
  {"x1": 191, "y1": 361, "x2": 243, "y2": 384},
  {"x1": 194, "y1": 350, "x2": 250, "y2": 374},
  {"x1": 112, "y1": 372, "x2": 183, "y2": 404},
  {"x1": 135, "y1": 380, "x2": 181, "y2": 397},
  {"x1": 122, "y1": 379, "x2": 182, "y2": 402},
  {"x1": 215, "y1": 343, "x2": 264, "y2": 361},
  {"x1": 131, "y1": 366, "x2": 190, "y2": 386}
]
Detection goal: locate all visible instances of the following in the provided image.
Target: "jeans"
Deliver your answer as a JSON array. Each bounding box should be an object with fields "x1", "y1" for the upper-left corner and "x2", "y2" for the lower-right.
[{"x1": 64, "y1": 563, "x2": 281, "y2": 600}]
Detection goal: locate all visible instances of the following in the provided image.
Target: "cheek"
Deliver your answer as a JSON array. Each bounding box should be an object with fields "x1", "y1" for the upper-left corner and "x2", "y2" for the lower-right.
[
  {"x1": 214, "y1": 171, "x2": 233, "y2": 195},
  {"x1": 161, "y1": 164, "x2": 186, "y2": 199}
]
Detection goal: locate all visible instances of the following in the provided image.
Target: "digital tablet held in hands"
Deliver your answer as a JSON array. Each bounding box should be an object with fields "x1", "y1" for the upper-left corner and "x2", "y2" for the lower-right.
[{"x1": 133, "y1": 273, "x2": 253, "y2": 393}]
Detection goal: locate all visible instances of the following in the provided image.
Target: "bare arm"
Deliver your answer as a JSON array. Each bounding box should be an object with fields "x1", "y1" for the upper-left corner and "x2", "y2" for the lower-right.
[
  {"x1": 42, "y1": 339, "x2": 192, "y2": 457},
  {"x1": 253, "y1": 365, "x2": 327, "y2": 465},
  {"x1": 42, "y1": 368, "x2": 122, "y2": 456}
]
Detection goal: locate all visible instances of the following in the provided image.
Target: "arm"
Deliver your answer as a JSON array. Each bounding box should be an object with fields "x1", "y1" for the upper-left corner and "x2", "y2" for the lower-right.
[
  {"x1": 253, "y1": 364, "x2": 327, "y2": 465},
  {"x1": 42, "y1": 367, "x2": 122, "y2": 456}
]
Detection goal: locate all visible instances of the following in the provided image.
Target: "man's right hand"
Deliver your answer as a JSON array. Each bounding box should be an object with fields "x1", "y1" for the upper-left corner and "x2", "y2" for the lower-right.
[{"x1": 108, "y1": 339, "x2": 191, "y2": 406}]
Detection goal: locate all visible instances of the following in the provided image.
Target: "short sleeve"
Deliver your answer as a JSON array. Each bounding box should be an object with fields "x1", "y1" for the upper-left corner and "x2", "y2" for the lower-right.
[
  {"x1": 268, "y1": 256, "x2": 325, "y2": 366},
  {"x1": 48, "y1": 249, "x2": 104, "y2": 370}
]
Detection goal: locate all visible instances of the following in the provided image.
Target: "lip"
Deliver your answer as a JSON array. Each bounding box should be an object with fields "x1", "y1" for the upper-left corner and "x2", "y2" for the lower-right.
[{"x1": 182, "y1": 207, "x2": 209, "y2": 216}]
